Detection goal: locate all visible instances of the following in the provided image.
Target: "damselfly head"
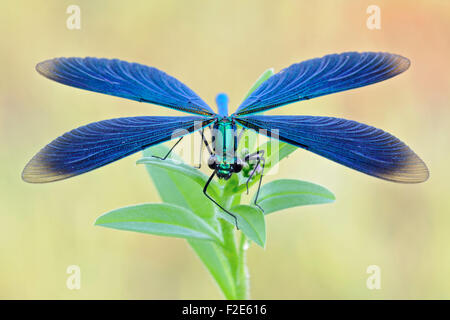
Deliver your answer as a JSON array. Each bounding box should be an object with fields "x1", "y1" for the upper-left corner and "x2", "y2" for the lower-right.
[
  {"x1": 216, "y1": 163, "x2": 233, "y2": 180},
  {"x1": 208, "y1": 155, "x2": 218, "y2": 169}
]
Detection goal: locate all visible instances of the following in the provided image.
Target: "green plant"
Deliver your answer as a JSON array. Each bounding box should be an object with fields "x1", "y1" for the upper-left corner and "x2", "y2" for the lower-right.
[{"x1": 94, "y1": 69, "x2": 335, "y2": 299}]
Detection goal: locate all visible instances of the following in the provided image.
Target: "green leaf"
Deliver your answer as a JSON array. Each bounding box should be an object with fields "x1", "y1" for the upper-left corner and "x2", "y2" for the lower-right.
[
  {"x1": 262, "y1": 141, "x2": 298, "y2": 173},
  {"x1": 254, "y1": 179, "x2": 335, "y2": 215},
  {"x1": 223, "y1": 173, "x2": 240, "y2": 196},
  {"x1": 235, "y1": 140, "x2": 297, "y2": 192},
  {"x1": 188, "y1": 239, "x2": 237, "y2": 299},
  {"x1": 231, "y1": 205, "x2": 266, "y2": 248},
  {"x1": 137, "y1": 157, "x2": 220, "y2": 198},
  {"x1": 95, "y1": 203, "x2": 222, "y2": 243},
  {"x1": 141, "y1": 145, "x2": 217, "y2": 221},
  {"x1": 141, "y1": 145, "x2": 238, "y2": 299}
]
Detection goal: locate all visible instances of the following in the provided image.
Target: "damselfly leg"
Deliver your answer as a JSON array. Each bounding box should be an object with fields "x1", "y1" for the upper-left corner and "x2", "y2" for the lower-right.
[
  {"x1": 244, "y1": 150, "x2": 266, "y2": 212},
  {"x1": 194, "y1": 128, "x2": 214, "y2": 168},
  {"x1": 203, "y1": 169, "x2": 239, "y2": 229},
  {"x1": 152, "y1": 136, "x2": 184, "y2": 160}
]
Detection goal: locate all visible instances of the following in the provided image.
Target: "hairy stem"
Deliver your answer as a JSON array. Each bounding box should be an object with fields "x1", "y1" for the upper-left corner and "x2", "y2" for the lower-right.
[
  {"x1": 236, "y1": 233, "x2": 249, "y2": 299},
  {"x1": 218, "y1": 192, "x2": 249, "y2": 300}
]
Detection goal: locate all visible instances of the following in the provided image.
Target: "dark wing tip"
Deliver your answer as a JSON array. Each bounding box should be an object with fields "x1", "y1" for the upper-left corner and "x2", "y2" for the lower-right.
[
  {"x1": 387, "y1": 53, "x2": 411, "y2": 77},
  {"x1": 36, "y1": 58, "x2": 58, "y2": 78},
  {"x1": 22, "y1": 153, "x2": 73, "y2": 183},
  {"x1": 377, "y1": 148, "x2": 429, "y2": 184}
]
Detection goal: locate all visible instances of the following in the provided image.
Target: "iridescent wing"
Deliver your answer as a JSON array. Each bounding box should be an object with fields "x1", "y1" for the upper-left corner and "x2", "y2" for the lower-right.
[
  {"x1": 235, "y1": 115, "x2": 428, "y2": 183},
  {"x1": 23, "y1": 116, "x2": 214, "y2": 183},
  {"x1": 235, "y1": 52, "x2": 410, "y2": 115},
  {"x1": 36, "y1": 57, "x2": 215, "y2": 116}
]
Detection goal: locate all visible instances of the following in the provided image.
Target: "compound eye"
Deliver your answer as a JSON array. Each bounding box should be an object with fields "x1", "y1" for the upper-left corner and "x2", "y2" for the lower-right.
[
  {"x1": 208, "y1": 155, "x2": 218, "y2": 169},
  {"x1": 233, "y1": 159, "x2": 243, "y2": 173}
]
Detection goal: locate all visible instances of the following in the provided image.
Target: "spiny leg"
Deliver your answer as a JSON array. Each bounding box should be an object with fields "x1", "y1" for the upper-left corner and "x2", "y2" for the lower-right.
[
  {"x1": 203, "y1": 169, "x2": 239, "y2": 229},
  {"x1": 202, "y1": 128, "x2": 214, "y2": 155},
  {"x1": 194, "y1": 129, "x2": 215, "y2": 168},
  {"x1": 252, "y1": 156, "x2": 265, "y2": 212},
  {"x1": 193, "y1": 130, "x2": 204, "y2": 168},
  {"x1": 193, "y1": 129, "x2": 206, "y2": 168},
  {"x1": 244, "y1": 150, "x2": 265, "y2": 195},
  {"x1": 245, "y1": 150, "x2": 266, "y2": 212},
  {"x1": 152, "y1": 136, "x2": 184, "y2": 160}
]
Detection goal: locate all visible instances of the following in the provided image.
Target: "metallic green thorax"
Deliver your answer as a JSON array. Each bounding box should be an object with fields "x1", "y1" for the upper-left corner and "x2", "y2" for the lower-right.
[
  {"x1": 212, "y1": 117, "x2": 238, "y2": 177},
  {"x1": 210, "y1": 93, "x2": 243, "y2": 180}
]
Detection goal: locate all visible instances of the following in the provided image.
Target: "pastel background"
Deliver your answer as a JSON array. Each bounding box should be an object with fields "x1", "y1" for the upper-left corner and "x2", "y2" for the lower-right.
[{"x1": 1, "y1": 0, "x2": 449, "y2": 299}]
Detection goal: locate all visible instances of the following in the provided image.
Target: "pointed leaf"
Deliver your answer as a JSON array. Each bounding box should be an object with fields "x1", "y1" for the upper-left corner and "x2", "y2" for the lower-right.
[
  {"x1": 141, "y1": 145, "x2": 218, "y2": 220},
  {"x1": 231, "y1": 205, "x2": 266, "y2": 248},
  {"x1": 254, "y1": 179, "x2": 335, "y2": 215},
  {"x1": 260, "y1": 141, "x2": 297, "y2": 173},
  {"x1": 137, "y1": 157, "x2": 220, "y2": 198},
  {"x1": 95, "y1": 203, "x2": 222, "y2": 242}
]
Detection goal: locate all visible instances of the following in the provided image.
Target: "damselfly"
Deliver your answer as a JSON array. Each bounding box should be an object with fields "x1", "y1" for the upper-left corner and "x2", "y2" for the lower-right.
[{"x1": 22, "y1": 52, "x2": 429, "y2": 226}]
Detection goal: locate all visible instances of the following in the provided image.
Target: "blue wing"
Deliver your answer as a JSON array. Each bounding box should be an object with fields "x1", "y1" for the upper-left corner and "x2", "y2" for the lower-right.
[
  {"x1": 235, "y1": 115, "x2": 428, "y2": 183},
  {"x1": 36, "y1": 57, "x2": 215, "y2": 116},
  {"x1": 22, "y1": 116, "x2": 214, "y2": 183},
  {"x1": 235, "y1": 52, "x2": 410, "y2": 115}
]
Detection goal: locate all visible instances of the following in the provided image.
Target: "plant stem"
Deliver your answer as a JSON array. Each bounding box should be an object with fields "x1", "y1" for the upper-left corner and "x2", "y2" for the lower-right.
[
  {"x1": 219, "y1": 218, "x2": 238, "y2": 272},
  {"x1": 218, "y1": 192, "x2": 249, "y2": 300},
  {"x1": 236, "y1": 233, "x2": 249, "y2": 299}
]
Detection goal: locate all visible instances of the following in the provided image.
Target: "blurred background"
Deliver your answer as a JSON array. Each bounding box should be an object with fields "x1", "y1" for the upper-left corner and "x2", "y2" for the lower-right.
[{"x1": 1, "y1": 0, "x2": 449, "y2": 299}]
